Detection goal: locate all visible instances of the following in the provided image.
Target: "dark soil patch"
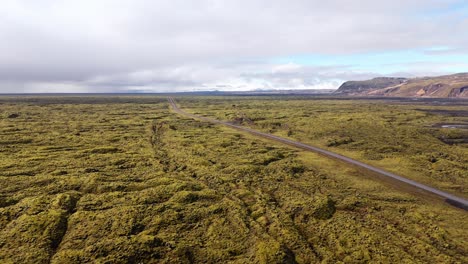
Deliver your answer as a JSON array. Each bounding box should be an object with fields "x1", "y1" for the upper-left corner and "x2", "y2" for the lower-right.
[
  {"x1": 438, "y1": 137, "x2": 468, "y2": 145},
  {"x1": 417, "y1": 109, "x2": 468, "y2": 117}
]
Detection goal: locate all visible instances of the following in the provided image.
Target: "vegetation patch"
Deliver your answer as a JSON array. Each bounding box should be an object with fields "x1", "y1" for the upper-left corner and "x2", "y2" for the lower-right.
[{"x1": 0, "y1": 96, "x2": 466, "y2": 263}]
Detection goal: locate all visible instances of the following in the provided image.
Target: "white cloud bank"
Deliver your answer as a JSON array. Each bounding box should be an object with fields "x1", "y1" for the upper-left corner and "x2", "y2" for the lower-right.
[{"x1": 0, "y1": 0, "x2": 467, "y2": 92}]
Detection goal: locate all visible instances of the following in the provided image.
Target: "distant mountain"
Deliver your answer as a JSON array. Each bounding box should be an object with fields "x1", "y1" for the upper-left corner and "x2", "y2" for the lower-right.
[
  {"x1": 334, "y1": 73, "x2": 468, "y2": 98},
  {"x1": 169, "y1": 89, "x2": 336, "y2": 95}
]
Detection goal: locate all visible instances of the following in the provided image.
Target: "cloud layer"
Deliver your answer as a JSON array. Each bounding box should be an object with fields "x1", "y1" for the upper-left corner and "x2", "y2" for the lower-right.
[{"x1": 0, "y1": 0, "x2": 467, "y2": 92}]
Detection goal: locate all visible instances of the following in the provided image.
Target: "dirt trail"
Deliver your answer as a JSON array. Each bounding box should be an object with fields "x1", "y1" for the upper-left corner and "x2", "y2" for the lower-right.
[{"x1": 167, "y1": 97, "x2": 468, "y2": 211}]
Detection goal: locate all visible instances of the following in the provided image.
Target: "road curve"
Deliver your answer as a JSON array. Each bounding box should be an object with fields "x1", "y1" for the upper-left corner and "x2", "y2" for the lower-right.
[{"x1": 168, "y1": 97, "x2": 468, "y2": 211}]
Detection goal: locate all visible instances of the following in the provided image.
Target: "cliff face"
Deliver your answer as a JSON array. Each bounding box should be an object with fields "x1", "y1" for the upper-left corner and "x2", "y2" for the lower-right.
[
  {"x1": 335, "y1": 77, "x2": 408, "y2": 95},
  {"x1": 335, "y1": 73, "x2": 468, "y2": 98}
]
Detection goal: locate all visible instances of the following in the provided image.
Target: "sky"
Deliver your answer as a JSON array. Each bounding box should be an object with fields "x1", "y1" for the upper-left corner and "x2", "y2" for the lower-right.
[{"x1": 0, "y1": 0, "x2": 467, "y2": 93}]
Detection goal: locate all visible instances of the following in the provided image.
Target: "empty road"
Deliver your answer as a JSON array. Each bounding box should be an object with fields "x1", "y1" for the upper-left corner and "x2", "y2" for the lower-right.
[{"x1": 168, "y1": 97, "x2": 468, "y2": 211}]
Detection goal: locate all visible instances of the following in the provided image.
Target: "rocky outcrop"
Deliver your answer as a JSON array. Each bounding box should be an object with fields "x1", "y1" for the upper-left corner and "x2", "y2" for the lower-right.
[{"x1": 449, "y1": 86, "x2": 468, "y2": 97}]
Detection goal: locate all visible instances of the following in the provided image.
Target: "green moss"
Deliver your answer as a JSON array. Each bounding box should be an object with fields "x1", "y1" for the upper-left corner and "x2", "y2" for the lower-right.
[
  {"x1": 0, "y1": 96, "x2": 466, "y2": 263},
  {"x1": 312, "y1": 196, "x2": 336, "y2": 220},
  {"x1": 87, "y1": 147, "x2": 120, "y2": 154},
  {"x1": 255, "y1": 240, "x2": 296, "y2": 264}
]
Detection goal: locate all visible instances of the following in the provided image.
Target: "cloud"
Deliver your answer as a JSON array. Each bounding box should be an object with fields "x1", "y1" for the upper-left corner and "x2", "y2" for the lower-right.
[{"x1": 0, "y1": 0, "x2": 467, "y2": 92}]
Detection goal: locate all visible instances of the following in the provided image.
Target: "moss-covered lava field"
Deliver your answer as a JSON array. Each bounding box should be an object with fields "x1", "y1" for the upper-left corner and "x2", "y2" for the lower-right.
[{"x1": 0, "y1": 96, "x2": 466, "y2": 263}]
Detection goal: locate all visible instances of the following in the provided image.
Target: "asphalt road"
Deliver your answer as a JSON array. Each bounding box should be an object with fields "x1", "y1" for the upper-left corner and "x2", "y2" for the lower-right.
[{"x1": 168, "y1": 97, "x2": 468, "y2": 211}]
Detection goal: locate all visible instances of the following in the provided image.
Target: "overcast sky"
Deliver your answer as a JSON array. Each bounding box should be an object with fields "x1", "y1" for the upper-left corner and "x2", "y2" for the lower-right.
[{"x1": 1, "y1": 0, "x2": 468, "y2": 93}]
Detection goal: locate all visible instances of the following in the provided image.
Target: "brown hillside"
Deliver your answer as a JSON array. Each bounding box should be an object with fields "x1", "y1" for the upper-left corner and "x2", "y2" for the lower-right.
[{"x1": 336, "y1": 73, "x2": 468, "y2": 98}]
